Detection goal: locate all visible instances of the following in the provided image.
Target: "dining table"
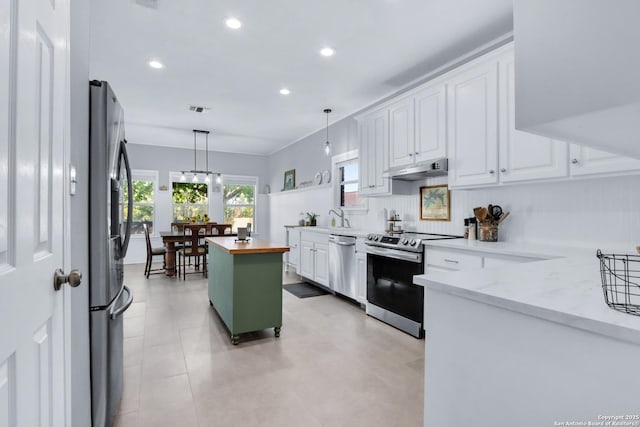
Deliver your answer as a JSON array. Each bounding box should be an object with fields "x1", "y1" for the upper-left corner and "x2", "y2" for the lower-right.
[{"x1": 159, "y1": 224, "x2": 234, "y2": 277}]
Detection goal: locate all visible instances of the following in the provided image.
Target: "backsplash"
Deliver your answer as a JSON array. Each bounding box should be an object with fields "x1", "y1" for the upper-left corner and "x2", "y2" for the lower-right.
[{"x1": 346, "y1": 174, "x2": 640, "y2": 250}]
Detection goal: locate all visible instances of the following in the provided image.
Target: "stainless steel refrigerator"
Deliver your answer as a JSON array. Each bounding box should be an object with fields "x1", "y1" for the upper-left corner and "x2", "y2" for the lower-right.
[{"x1": 89, "y1": 80, "x2": 134, "y2": 427}]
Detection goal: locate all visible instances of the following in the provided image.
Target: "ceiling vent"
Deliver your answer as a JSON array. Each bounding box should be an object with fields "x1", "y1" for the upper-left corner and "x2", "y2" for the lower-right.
[
  {"x1": 188, "y1": 105, "x2": 210, "y2": 113},
  {"x1": 133, "y1": 0, "x2": 158, "y2": 9}
]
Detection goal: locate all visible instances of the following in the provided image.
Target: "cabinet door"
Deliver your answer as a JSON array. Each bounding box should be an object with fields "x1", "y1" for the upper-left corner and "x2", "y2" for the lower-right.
[
  {"x1": 358, "y1": 119, "x2": 371, "y2": 193},
  {"x1": 299, "y1": 240, "x2": 315, "y2": 280},
  {"x1": 447, "y1": 60, "x2": 499, "y2": 187},
  {"x1": 389, "y1": 96, "x2": 415, "y2": 168},
  {"x1": 414, "y1": 83, "x2": 447, "y2": 163},
  {"x1": 359, "y1": 109, "x2": 390, "y2": 196},
  {"x1": 569, "y1": 144, "x2": 640, "y2": 176},
  {"x1": 314, "y1": 243, "x2": 329, "y2": 286},
  {"x1": 288, "y1": 230, "x2": 300, "y2": 268},
  {"x1": 355, "y1": 253, "x2": 367, "y2": 304},
  {"x1": 498, "y1": 54, "x2": 568, "y2": 183}
]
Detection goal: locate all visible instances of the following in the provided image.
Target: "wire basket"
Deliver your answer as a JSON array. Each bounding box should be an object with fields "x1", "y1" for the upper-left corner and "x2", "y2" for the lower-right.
[{"x1": 597, "y1": 249, "x2": 640, "y2": 316}]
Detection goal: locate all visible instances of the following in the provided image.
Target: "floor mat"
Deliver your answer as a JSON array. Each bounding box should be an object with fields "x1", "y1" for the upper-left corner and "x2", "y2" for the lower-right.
[{"x1": 283, "y1": 282, "x2": 329, "y2": 298}]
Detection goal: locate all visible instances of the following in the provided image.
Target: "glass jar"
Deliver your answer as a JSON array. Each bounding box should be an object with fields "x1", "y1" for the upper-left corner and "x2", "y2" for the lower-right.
[{"x1": 478, "y1": 224, "x2": 498, "y2": 242}]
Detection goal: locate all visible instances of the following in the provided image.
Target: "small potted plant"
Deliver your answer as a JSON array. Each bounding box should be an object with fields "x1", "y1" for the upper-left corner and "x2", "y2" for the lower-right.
[{"x1": 306, "y1": 212, "x2": 319, "y2": 226}]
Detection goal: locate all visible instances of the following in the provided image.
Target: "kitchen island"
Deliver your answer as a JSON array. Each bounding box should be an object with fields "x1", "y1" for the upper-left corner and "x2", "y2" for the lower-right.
[
  {"x1": 415, "y1": 246, "x2": 640, "y2": 427},
  {"x1": 206, "y1": 237, "x2": 289, "y2": 345}
]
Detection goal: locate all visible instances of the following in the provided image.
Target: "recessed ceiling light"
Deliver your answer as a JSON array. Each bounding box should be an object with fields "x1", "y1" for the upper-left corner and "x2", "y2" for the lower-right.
[
  {"x1": 279, "y1": 88, "x2": 291, "y2": 95},
  {"x1": 320, "y1": 47, "x2": 335, "y2": 57},
  {"x1": 148, "y1": 60, "x2": 164, "y2": 69},
  {"x1": 225, "y1": 17, "x2": 242, "y2": 29}
]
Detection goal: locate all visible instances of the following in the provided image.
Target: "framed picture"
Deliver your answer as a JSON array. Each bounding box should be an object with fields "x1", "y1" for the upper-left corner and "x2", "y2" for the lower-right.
[
  {"x1": 283, "y1": 169, "x2": 296, "y2": 191},
  {"x1": 420, "y1": 184, "x2": 450, "y2": 221}
]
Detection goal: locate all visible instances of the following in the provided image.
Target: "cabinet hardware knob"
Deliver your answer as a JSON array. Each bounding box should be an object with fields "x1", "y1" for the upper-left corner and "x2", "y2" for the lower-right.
[
  {"x1": 408, "y1": 153, "x2": 413, "y2": 157},
  {"x1": 571, "y1": 158, "x2": 579, "y2": 164},
  {"x1": 489, "y1": 170, "x2": 495, "y2": 174},
  {"x1": 415, "y1": 152, "x2": 419, "y2": 155},
  {"x1": 500, "y1": 168, "x2": 506, "y2": 173}
]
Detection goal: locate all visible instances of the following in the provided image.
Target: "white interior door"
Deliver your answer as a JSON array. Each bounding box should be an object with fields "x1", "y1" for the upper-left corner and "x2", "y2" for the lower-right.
[{"x1": 0, "y1": 0, "x2": 69, "y2": 425}]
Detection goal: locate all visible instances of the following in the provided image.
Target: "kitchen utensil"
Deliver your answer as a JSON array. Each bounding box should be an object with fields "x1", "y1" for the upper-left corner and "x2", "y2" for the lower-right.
[
  {"x1": 478, "y1": 207, "x2": 488, "y2": 223},
  {"x1": 473, "y1": 207, "x2": 484, "y2": 222},
  {"x1": 491, "y1": 205, "x2": 503, "y2": 222},
  {"x1": 497, "y1": 211, "x2": 510, "y2": 225}
]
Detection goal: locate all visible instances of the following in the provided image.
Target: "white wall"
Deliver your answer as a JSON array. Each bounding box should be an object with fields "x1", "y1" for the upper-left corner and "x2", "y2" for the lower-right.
[
  {"x1": 267, "y1": 116, "x2": 359, "y2": 193},
  {"x1": 268, "y1": 187, "x2": 333, "y2": 246},
  {"x1": 123, "y1": 143, "x2": 270, "y2": 264},
  {"x1": 349, "y1": 174, "x2": 640, "y2": 250}
]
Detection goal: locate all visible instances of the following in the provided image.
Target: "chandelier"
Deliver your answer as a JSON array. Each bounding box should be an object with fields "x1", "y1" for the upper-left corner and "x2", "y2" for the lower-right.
[{"x1": 180, "y1": 129, "x2": 221, "y2": 184}]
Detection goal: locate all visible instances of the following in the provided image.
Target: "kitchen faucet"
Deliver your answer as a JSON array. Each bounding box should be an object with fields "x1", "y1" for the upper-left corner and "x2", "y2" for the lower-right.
[{"x1": 328, "y1": 208, "x2": 350, "y2": 228}]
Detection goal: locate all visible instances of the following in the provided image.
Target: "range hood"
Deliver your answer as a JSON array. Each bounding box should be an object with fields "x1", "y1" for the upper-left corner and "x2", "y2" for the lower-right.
[{"x1": 383, "y1": 159, "x2": 448, "y2": 181}]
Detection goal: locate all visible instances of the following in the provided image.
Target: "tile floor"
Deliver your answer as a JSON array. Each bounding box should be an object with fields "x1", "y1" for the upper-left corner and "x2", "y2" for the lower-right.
[{"x1": 115, "y1": 263, "x2": 424, "y2": 427}]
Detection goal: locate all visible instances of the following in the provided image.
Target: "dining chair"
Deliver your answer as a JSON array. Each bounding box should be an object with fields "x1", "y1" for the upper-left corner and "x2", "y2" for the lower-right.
[
  {"x1": 178, "y1": 224, "x2": 208, "y2": 280},
  {"x1": 143, "y1": 223, "x2": 166, "y2": 278}
]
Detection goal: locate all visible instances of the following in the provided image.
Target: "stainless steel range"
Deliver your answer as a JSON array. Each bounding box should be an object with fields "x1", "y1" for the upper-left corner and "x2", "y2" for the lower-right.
[{"x1": 364, "y1": 232, "x2": 461, "y2": 337}]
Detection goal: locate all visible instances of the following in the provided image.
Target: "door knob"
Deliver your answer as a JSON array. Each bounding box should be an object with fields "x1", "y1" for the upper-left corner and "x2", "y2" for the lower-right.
[{"x1": 53, "y1": 268, "x2": 83, "y2": 291}]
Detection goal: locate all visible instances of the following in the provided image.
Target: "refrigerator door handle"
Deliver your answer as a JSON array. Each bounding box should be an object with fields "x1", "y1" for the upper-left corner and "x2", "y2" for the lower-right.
[
  {"x1": 119, "y1": 139, "x2": 133, "y2": 258},
  {"x1": 110, "y1": 285, "x2": 133, "y2": 320}
]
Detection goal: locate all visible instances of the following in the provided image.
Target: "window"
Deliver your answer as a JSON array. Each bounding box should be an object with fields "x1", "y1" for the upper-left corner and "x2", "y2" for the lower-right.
[
  {"x1": 223, "y1": 176, "x2": 257, "y2": 232},
  {"x1": 124, "y1": 170, "x2": 157, "y2": 235},
  {"x1": 333, "y1": 150, "x2": 366, "y2": 210},
  {"x1": 172, "y1": 181, "x2": 209, "y2": 221}
]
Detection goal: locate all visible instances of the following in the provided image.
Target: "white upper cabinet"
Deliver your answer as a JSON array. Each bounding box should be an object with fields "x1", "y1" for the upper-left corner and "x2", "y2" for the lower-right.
[
  {"x1": 388, "y1": 84, "x2": 446, "y2": 169},
  {"x1": 414, "y1": 83, "x2": 447, "y2": 164},
  {"x1": 498, "y1": 53, "x2": 569, "y2": 183},
  {"x1": 389, "y1": 96, "x2": 415, "y2": 168},
  {"x1": 359, "y1": 108, "x2": 390, "y2": 196},
  {"x1": 514, "y1": 0, "x2": 640, "y2": 159},
  {"x1": 569, "y1": 145, "x2": 640, "y2": 177},
  {"x1": 447, "y1": 57, "x2": 499, "y2": 187}
]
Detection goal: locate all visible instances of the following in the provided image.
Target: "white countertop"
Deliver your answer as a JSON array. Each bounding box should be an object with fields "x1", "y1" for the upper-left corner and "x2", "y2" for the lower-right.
[
  {"x1": 423, "y1": 238, "x2": 592, "y2": 259},
  {"x1": 287, "y1": 226, "x2": 369, "y2": 238},
  {"x1": 415, "y1": 242, "x2": 640, "y2": 345}
]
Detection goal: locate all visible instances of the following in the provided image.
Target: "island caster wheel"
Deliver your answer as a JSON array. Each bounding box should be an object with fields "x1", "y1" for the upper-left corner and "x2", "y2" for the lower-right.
[
  {"x1": 231, "y1": 335, "x2": 240, "y2": 345},
  {"x1": 274, "y1": 327, "x2": 281, "y2": 338}
]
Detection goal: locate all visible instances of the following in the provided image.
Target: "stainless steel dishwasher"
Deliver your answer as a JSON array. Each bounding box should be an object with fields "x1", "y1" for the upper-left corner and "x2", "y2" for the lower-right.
[{"x1": 329, "y1": 234, "x2": 357, "y2": 299}]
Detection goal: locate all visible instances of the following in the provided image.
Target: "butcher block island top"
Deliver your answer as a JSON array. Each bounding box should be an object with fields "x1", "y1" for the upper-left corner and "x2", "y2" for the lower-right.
[{"x1": 205, "y1": 236, "x2": 290, "y2": 254}]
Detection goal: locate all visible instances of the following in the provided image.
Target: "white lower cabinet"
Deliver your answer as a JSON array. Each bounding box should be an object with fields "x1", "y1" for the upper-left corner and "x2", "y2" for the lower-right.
[
  {"x1": 286, "y1": 228, "x2": 300, "y2": 270},
  {"x1": 313, "y1": 243, "x2": 329, "y2": 286},
  {"x1": 299, "y1": 231, "x2": 329, "y2": 287},
  {"x1": 426, "y1": 246, "x2": 541, "y2": 272},
  {"x1": 355, "y1": 239, "x2": 367, "y2": 304}
]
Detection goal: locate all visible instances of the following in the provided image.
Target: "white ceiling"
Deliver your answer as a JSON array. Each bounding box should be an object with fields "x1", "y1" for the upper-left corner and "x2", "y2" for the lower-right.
[{"x1": 89, "y1": 0, "x2": 513, "y2": 156}]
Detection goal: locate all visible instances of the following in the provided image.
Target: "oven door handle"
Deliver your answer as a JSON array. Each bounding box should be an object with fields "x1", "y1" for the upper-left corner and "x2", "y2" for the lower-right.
[{"x1": 366, "y1": 246, "x2": 422, "y2": 263}]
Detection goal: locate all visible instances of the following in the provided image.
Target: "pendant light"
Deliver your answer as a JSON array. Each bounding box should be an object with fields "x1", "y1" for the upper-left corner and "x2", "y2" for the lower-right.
[
  {"x1": 323, "y1": 108, "x2": 332, "y2": 156},
  {"x1": 180, "y1": 129, "x2": 220, "y2": 183}
]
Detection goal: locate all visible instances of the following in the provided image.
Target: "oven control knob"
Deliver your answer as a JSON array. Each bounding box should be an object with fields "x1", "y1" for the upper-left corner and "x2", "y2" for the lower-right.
[
  {"x1": 410, "y1": 239, "x2": 417, "y2": 246},
  {"x1": 374, "y1": 235, "x2": 380, "y2": 241},
  {"x1": 402, "y1": 238, "x2": 409, "y2": 245},
  {"x1": 367, "y1": 234, "x2": 372, "y2": 240}
]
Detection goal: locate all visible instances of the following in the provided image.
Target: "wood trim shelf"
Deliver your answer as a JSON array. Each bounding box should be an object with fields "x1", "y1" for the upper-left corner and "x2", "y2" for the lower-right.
[{"x1": 267, "y1": 183, "x2": 331, "y2": 196}]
